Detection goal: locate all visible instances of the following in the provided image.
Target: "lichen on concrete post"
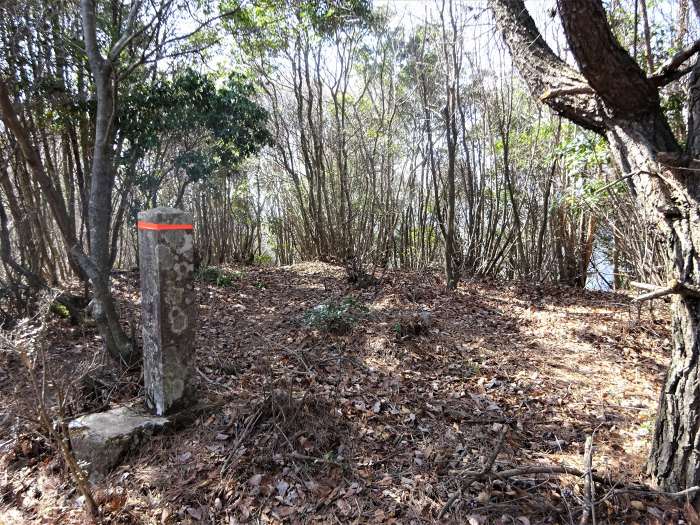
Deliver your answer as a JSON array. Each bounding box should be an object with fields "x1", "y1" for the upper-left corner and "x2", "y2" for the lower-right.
[{"x1": 138, "y1": 207, "x2": 196, "y2": 416}]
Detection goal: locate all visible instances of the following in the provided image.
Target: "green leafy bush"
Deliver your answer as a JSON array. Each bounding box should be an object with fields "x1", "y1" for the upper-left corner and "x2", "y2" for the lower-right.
[
  {"x1": 303, "y1": 297, "x2": 367, "y2": 335},
  {"x1": 196, "y1": 266, "x2": 242, "y2": 287},
  {"x1": 50, "y1": 302, "x2": 71, "y2": 319}
]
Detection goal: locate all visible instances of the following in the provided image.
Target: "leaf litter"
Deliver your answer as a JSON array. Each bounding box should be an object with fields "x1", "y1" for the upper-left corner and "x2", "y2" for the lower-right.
[{"x1": 0, "y1": 262, "x2": 688, "y2": 523}]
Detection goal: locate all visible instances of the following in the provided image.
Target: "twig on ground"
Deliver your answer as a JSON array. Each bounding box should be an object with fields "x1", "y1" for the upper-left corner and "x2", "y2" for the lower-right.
[
  {"x1": 438, "y1": 426, "x2": 508, "y2": 519},
  {"x1": 491, "y1": 470, "x2": 562, "y2": 515},
  {"x1": 610, "y1": 485, "x2": 700, "y2": 499},
  {"x1": 220, "y1": 405, "x2": 263, "y2": 476},
  {"x1": 469, "y1": 462, "x2": 697, "y2": 502},
  {"x1": 290, "y1": 451, "x2": 342, "y2": 465},
  {"x1": 580, "y1": 435, "x2": 595, "y2": 525},
  {"x1": 458, "y1": 417, "x2": 510, "y2": 425},
  {"x1": 438, "y1": 449, "x2": 697, "y2": 523}
]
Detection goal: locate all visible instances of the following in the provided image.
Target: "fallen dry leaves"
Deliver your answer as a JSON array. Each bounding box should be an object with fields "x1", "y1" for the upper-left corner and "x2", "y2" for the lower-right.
[{"x1": 0, "y1": 262, "x2": 689, "y2": 523}]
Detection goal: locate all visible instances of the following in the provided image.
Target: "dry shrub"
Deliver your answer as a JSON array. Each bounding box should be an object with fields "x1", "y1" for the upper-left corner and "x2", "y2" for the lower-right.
[
  {"x1": 344, "y1": 257, "x2": 379, "y2": 289},
  {"x1": 256, "y1": 389, "x2": 350, "y2": 459},
  {"x1": 393, "y1": 311, "x2": 434, "y2": 340}
]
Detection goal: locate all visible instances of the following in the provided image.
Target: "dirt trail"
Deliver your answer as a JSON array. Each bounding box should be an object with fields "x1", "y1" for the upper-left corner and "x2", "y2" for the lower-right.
[{"x1": 0, "y1": 263, "x2": 682, "y2": 523}]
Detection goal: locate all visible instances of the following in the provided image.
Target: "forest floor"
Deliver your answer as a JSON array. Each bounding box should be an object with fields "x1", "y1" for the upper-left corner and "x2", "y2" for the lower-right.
[{"x1": 0, "y1": 262, "x2": 692, "y2": 524}]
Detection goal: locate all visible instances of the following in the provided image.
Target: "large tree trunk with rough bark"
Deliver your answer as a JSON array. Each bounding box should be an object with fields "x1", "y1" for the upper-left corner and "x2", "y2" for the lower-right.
[
  {"x1": 606, "y1": 119, "x2": 700, "y2": 495},
  {"x1": 651, "y1": 296, "x2": 700, "y2": 492},
  {"x1": 490, "y1": 0, "x2": 700, "y2": 503}
]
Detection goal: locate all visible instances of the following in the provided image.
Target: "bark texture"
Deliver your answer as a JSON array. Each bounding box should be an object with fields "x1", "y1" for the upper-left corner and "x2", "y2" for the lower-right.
[
  {"x1": 80, "y1": 0, "x2": 136, "y2": 364},
  {"x1": 490, "y1": 0, "x2": 700, "y2": 502}
]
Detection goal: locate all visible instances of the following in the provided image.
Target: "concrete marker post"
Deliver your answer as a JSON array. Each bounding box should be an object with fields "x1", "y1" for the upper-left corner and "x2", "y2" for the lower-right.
[{"x1": 137, "y1": 207, "x2": 196, "y2": 415}]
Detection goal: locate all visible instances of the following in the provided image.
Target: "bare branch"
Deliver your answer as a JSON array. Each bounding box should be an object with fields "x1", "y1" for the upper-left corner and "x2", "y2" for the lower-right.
[
  {"x1": 632, "y1": 279, "x2": 700, "y2": 301},
  {"x1": 108, "y1": 0, "x2": 145, "y2": 62},
  {"x1": 654, "y1": 38, "x2": 700, "y2": 78},
  {"x1": 121, "y1": 4, "x2": 243, "y2": 74}
]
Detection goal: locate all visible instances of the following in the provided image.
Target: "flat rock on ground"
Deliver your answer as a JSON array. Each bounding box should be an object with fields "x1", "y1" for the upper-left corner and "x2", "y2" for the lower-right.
[{"x1": 68, "y1": 405, "x2": 170, "y2": 481}]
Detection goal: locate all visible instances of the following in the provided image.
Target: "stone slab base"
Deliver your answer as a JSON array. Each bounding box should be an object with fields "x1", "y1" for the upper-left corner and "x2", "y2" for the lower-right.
[{"x1": 68, "y1": 405, "x2": 171, "y2": 481}]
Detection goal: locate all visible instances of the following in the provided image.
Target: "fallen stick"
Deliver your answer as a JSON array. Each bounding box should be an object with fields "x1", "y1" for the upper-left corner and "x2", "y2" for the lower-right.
[
  {"x1": 438, "y1": 426, "x2": 508, "y2": 519},
  {"x1": 220, "y1": 406, "x2": 262, "y2": 476},
  {"x1": 290, "y1": 451, "x2": 342, "y2": 465},
  {"x1": 441, "y1": 459, "x2": 699, "y2": 519},
  {"x1": 483, "y1": 464, "x2": 700, "y2": 501},
  {"x1": 610, "y1": 485, "x2": 700, "y2": 500},
  {"x1": 580, "y1": 436, "x2": 595, "y2": 525},
  {"x1": 458, "y1": 418, "x2": 510, "y2": 425},
  {"x1": 629, "y1": 281, "x2": 661, "y2": 292},
  {"x1": 633, "y1": 283, "x2": 679, "y2": 302},
  {"x1": 631, "y1": 279, "x2": 700, "y2": 302},
  {"x1": 492, "y1": 464, "x2": 611, "y2": 485}
]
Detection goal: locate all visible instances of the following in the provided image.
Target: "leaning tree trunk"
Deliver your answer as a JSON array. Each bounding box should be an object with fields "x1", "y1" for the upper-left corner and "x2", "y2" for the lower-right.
[
  {"x1": 650, "y1": 46, "x2": 700, "y2": 495},
  {"x1": 490, "y1": 0, "x2": 700, "y2": 502}
]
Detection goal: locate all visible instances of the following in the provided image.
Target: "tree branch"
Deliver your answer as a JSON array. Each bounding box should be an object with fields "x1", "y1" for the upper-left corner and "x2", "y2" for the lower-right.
[
  {"x1": 488, "y1": 0, "x2": 605, "y2": 134},
  {"x1": 650, "y1": 65, "x2": 694, "y2": 88},
  {"x1": 121, "y1": 4, "x2": 243, "y2": 74},
  {"x1": 108, "y1": 0, "x2": 144, "y2": 62},
  {"x1": 556, "y1": 0, "x2": 660, "y2": 118},
  {"x1": 631, "y1": 279, "x2": 700, "y2": 301},
  {"x1": 654, "y1": 38, "x2": 700, "y2": 79}
]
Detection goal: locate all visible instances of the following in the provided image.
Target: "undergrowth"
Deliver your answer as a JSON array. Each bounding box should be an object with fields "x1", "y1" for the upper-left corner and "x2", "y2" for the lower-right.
[
  {"x1": 196, "y1": 267, "x2": 243, "y2": 287},
  {"x1": 303, "y1": 296, "x2": 368, "y2": 335}
]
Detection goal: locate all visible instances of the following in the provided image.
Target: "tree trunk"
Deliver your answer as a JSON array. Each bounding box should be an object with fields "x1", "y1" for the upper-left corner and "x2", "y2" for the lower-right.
[
  {"x1": 649, "y1": 295, "x2": 700, "y2": 492},
  {"x1": 80, "y1": 83, "x2": 134, "y2": 362},
  {"x1": 600, "y1": 72, "x2": 700, "y2": 500},
  {"x1": 440, "y1": 0, "x2": 461, "y2": 290},
  {"x1": 490, "y1": 0, "x2": 700, "y2": 502},
  {"x1": 80, "y1": 0, "x2": 135, "y2": 365},
  {"x1": 606, "y1": 124, "x2": 700, "y2": 494}
]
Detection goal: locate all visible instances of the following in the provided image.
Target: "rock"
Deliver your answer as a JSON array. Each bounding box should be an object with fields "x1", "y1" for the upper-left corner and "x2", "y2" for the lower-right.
[
  {"x1": 69, "y1": 405, "x2": 171, "y2": 480},
  {"x1": 630, "y1": 500, "x2": 646, "y2": 511}
]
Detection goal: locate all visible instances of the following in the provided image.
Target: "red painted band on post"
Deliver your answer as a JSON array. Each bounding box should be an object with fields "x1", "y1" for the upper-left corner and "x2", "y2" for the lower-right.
[{"x1": 137, "y1": 221, "x2": 193, "y2": 231}]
